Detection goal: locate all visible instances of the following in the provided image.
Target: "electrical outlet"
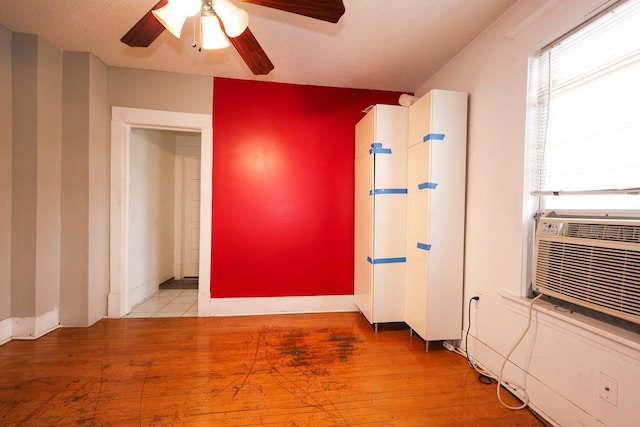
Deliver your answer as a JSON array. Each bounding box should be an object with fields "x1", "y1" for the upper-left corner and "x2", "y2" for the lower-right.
[
  {"x1": 599, "y1": 372, "x2": 618, "y2": 406},
  {"x1": 473, "y1": 292, "x2": 482, "y2": 308}
]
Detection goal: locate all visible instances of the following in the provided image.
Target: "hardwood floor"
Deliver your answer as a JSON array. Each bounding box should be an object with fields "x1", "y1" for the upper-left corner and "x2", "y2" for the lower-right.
[{"x1": 0, "y1": 312, "x2": 545, "y2": 426}]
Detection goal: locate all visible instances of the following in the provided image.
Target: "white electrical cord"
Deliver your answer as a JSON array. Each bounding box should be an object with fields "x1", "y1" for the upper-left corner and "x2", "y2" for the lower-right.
[
  {"x1": 496, "y1": 293, "x2": 543, "y2": 410},
  {"x1": 455, "y1": 294, "x2": 544, "y2": 410}
]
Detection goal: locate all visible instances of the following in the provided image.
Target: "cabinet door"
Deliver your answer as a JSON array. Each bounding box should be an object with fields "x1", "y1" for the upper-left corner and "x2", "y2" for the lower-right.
[
  {"x1": 355, "y1": 104, "x2": 408, "y2": 325},
  {"x1": 371, "y1": 190, "x2": 407, "y2": 323},
  {"x1": 424, "y1": 90, "x2": 468, "y2": 341},
  {"x1": 408, "y1": 92, "x2": 432, "y2": 147},
  {"x1": 354, "y1": 111, "x2": 375, "y2": 322},
  {"x1": 405, "y1": 142, "x2": 431, "y2": 338}
]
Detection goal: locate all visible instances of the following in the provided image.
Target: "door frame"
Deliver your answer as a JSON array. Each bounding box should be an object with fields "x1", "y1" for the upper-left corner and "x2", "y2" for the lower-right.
[{"x1": 108, "y1": 107, "x2": 212, "y2": 318}]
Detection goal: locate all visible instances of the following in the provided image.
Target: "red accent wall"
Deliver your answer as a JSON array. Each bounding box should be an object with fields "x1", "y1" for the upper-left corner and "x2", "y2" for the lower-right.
[{"x1": 212, "y1": 77, "x2": 403, "y2": 298}]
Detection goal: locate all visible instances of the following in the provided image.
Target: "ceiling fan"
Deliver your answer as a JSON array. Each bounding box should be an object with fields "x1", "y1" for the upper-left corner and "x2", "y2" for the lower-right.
[{"x1": 121, "y1": 0, "x2": 346, "y2": 76}]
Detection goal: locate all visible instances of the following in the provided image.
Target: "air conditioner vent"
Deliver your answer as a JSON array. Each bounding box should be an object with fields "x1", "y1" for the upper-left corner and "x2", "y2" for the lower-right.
[
  {"x1": 533, "y1": 216, "x2": 640, "y2": 325},
  {"x1": 535, "y1": 241, "x2": 640, "y2": 319},
  {"x1": 566, "y1": 222, "x2": 640, "y2": 243}
]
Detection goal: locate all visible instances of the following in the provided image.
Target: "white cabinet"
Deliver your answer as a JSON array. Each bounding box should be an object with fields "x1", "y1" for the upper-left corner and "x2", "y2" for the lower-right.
[
  {"x1": 405, "y1": 90, "x2": 468, "y2": 347},
  {"x1": 354, "y1": 105, "x2": 408, "y2": 327}
]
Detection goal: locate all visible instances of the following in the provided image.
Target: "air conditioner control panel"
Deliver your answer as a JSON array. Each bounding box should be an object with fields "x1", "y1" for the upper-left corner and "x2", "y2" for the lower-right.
[{"x1": 537, "y1": 220, "x2": 564, "y2": 236}]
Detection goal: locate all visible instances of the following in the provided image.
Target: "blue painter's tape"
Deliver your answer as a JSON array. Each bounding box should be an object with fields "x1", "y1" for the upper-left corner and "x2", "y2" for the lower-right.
[
  {"x1": 369, "y1": 142, "x2": 392, "y2": 154},
  {"x1": 418, "y1": 182, "x2": 438, "y2": 190},
  {"x1": 367, "y1": 256, "x2": 407, "y2": 264},
  {"x1": 417, "y1": 242, "x2": 432, "y2": 251},
  {"x1": 369, "y1": 188, "x2": 408, "y2": 195},
  {"x1": 423, "y1": 133, "x2": 445, "y2": 142},
  {"x1": 370, "y1": 147, "x2": 392, "y2": 154}
]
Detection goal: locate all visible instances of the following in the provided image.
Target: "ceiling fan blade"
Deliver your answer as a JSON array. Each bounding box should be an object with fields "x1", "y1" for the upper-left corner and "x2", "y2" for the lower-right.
[
  {"x1": 241, "y1": 0, "x2": 345, "y2": 23},
  {"x1": 121, "y1": 0, "x2": 168, "y2": 47},
  {"x1": 228, "y1": 28, "x2": 275, "y2": 75}
]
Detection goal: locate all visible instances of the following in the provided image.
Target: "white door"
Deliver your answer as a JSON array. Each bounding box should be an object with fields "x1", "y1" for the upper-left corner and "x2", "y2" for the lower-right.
[
  {"x1": 405, "y1": 142, "x2": 430, "y2": 339},
  {"x1": 182, "y1": 156, "x2": 201, "y2": 277},
  {"x1": 354, "y1": 109, "x2": 375, "y2": 322}
]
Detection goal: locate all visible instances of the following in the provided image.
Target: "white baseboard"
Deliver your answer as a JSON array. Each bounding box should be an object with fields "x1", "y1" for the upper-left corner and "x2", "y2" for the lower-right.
[
  {"x1": 209, "y1": 295, "x2": 358, "y2": 317},
  {"x1": 0, "y1": 317, "x2": 11, "y2": 345},
  {"x1": 35, "y1": 308, "x2": 60, "y2": 338},
  {"x1": 2, "y1": 309, "x2": 61, "y2": 344},
  {"x1": 108, "y1": 291, "x2": 124, "y2": 318}
]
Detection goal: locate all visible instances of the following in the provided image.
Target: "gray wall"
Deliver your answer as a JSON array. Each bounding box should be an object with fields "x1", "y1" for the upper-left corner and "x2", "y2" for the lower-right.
[
  {"x1": 61, "y1": 52, "x2": 90, "y2": 325},
  {"x1": 0, "y1": 26, "x2": 11, "y2": 322},
  {"x1": 108, "y1": 67, "x2": 212, "y2": 114},
  {"x1": 60, "y1": 51, "x2": 109, "y2": 327},
  {"x1": 10, "y1": 33, "x2": 38, "y2": 319},
  {"x1": 11, "y1": 33, "x2": 62, "y2": 331},
  {"x1": 1, "y1": 24, "x2": 213, "y2": 335},
  {"x1": 87, "y1": 54, "x2": 109, "y2": 326}
]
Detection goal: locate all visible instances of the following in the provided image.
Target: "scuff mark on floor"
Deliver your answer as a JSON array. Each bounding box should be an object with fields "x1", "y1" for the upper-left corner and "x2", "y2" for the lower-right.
[{"x1": 232, "y1": 327, "x2": 265, "y2": 398}]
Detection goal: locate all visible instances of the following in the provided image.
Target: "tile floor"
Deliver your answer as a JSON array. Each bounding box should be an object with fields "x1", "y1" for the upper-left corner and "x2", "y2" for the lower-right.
[{"x1": 125, "y1": 289, "x2": 198, "y2": 318}]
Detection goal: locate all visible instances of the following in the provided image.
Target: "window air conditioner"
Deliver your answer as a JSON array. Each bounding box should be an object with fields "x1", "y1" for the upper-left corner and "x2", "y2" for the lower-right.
[{"x1": 532, "y1": 215, "x2": 640, "y2": 325}]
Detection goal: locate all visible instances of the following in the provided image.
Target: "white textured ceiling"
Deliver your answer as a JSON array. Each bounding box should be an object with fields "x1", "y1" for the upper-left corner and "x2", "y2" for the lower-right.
[{"x1": 0, "y1": 0, "x2": 516, "y2": 93}]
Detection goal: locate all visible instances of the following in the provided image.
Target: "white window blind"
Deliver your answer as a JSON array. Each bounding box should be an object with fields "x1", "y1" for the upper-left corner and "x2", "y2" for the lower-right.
[{"x1": 531, "y1": 0, "x2": 640, "y2": 211}]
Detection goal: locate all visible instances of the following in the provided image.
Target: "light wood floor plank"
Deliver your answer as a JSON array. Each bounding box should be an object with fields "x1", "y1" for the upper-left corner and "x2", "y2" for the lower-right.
[{"x1": 0, "y1": 312, "x2": 546, "y2": 426}]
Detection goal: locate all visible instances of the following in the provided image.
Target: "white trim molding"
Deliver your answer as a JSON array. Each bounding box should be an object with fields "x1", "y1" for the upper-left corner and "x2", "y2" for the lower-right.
[
  {"x1": 0, "y1": 309, "x2": 61, "y2": 344},
  {"x1": 0, "y1": 317, "x2": 12, "y2": 345},
  {"x1": 109, "y1": 107, "x2": 213, "y2": 318},
  {"x1": 209, "y1": 295, "x2": 358, "y2": 317}
]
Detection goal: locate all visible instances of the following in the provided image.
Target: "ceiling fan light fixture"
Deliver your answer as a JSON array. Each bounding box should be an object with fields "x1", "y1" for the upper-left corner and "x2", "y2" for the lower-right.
[
  {"x1": 152, "y1": 3, "x2": 189, "y2": 38},
  {"x1": 214, "y1": 0, "x2": 249, "y2": 38},
  {"x1": 201, "y1": 15, "x2": 231, "y2": 49},
  {"x1": 168, "y1": 0, "x2": 202, "y2": 17}
]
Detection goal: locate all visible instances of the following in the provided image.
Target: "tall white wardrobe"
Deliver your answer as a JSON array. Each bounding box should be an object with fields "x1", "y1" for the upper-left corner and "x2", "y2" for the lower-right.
[
  {"x1": 405, "y1": 90, "x2": 468, "y2": 349},
  {"x1": 354, "y1": 105, "x2": 408, "y2": 329},
  {"x1": 354, "y1": 90, "x2": 468, "y2": 348}
]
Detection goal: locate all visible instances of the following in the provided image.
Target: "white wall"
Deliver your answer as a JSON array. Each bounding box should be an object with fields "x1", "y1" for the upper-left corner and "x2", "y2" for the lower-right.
[
  {"x1": 128, "y1": 128, "x2": 176, "y2": 306},
  {"x1": 416, "y1": 1, "x2": 640, "y2": 425}
]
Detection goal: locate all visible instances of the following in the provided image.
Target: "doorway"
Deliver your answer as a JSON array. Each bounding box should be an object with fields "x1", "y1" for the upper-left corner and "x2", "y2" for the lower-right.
[
  {"x1": 109, "y1": 107, "x2": 212, "y2": 318},
  {"x1": 126, "y1": 128, "x2": 201, "y2": 314}
]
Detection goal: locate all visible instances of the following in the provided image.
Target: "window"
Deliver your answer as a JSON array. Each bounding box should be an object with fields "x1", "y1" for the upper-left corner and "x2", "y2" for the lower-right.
[{"x1": 530, "y1": 0, "x2": 640, "y2": 212}]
